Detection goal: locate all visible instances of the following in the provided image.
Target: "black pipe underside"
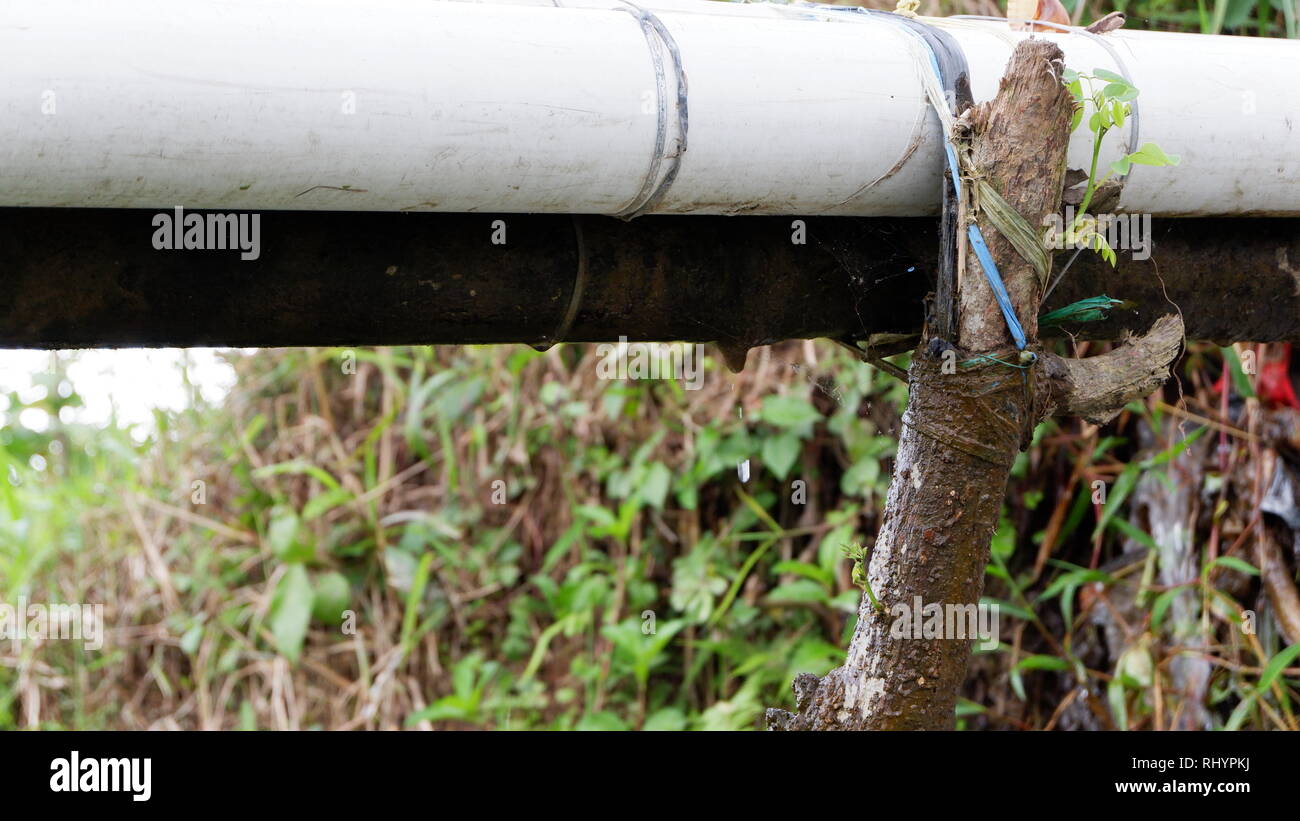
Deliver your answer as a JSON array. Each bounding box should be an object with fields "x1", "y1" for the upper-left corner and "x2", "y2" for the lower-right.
[{"x1": 4, "y1": 209, "x2": 1297, "y2": 349}]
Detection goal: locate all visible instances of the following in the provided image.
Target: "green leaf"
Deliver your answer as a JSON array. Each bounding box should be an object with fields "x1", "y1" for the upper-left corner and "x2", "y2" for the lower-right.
[
  {"x1": 1257, "y1": 643, "x2": 1300, "y2": 692},
  {"x1": 1224, "y1": 691, "x2": 1256, "y2": 730},
  {"x1": 638, "y1": 462, "x2": 671, "y2": 510},
  {"x1": 985, "y1": 563, "x2": 1012, "y2": 582},
  {"x1": 1015, "y1": 654, "x2": 1071, "y2": 672},
  {"x1": 431, "y1": 376, "x2": 484, "y2": 419},
  {"x1": 1207, "y1": 555, "x2": 1259, "y2": 578},
  {"x1": 840, "y1": 456, "x2": 881, "y2": 496},
  {"x1": 240, "y1": 413, "x2": 268, "y2": 447},
  {"x1": 758, "y1": 395, "x2": 821, "y2": 436},
  {"x1": 1144, "y1": 425, "x2": 1207, "y2": 468},
  {"x1": 817, "y1": 516, "x2": 858, "y2": 574},
  {"x1": 270, "y1": 564, "x2": 314, "y2": 664},
  {"x1": 981, "y1": 596, "x2": 1033, "y2": 622},
  {"x1": 575, "y1": 711, "x2": 630, "y2": 731},
  {"x1": 1221, "y1": 346, "x2": 1258, "y2": 400},
  {"x1": 1108, "y1": 678, "x2": 1128, "y2": 730},
  {"x1": 1109, "y1": 517, "x2": 1159, "y2": 552},
  {"x1": 1010, "y1": 668, "x2": 1026, "y2": 701},
  {"x1": 1117, "y1": 641, "x2": 1154, "y2": 688},
  {"x1": 253, "y1": 460, "x2": 342, "y2": 493},
  {"x1": 1093, "y1": 462, "x2": 1141, "y2": 539},
  {"x1": 766, "y1": 579, "x2": 831, "y2": 605},
  {"x1": 1125, "y1": 142, "x2": 1181, "y2": 168},
  {"x1": 311, "y1": 571, "x2": 351, "y2": 624},
  {"x1": 789, "y1": 638, "x2": 846, "y2": 679},
  {"x1": 1093, "y1": 67, "x2": 1129, "y2": 85},
  {"x1": 266, "y1": 506, "x2": 313, "y2": 563},
  {"x1": 1039, "y1": 296, "x2": 1125, "y2": 328},
  {"x1": 399, "y1": 552, "x2": 434, "y2": 653},
  {"x1": 300, "y1": 486, "x2": 353, "y2": 522},
  {"x1": 575, "y1": 504, "x2": 617, "y2": 531},
  {"x1": 1149, "y1": 587, "x2": 1182, "y2": 633},
  {"x1": 180, "y1": 624, "x2": 204, "y2": 656},
  {"x1": 643, "y1": 707, "x2": 688, "y2": 731},
  {"x1": 1222, "y1": 0, "x2": 1258, "y2": 29},
  {"x1": 382, "y1": 548, "x2": 418, "y2": 594},
  {"x1": 1110, "y1": 100, "x2": 1127, "y2": 130},
  {"x1": 770, "y1": 559, "x2": 834, "y2": 586},
  {"x1": 762, "y1": 432, "x2": 802, "y2": 481},
  {"x1": 406, "y1": 697, "x2": 474, "y2": 725},
  {"x1": 990, "y1": 516, "x2": 1016, "y2": 561},
  {"x1": 671, "y1": 541, "x2": 728, "y2": 623},
  {"x1": 266, "y1": 506, "x2": 298, "y2": 554},
  {"x1": 1078, "y1": 231, "x2": 1117, "y2": 266}
]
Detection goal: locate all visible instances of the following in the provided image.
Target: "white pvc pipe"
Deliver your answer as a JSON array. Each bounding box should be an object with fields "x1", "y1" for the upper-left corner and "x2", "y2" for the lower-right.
[{"x1": 2, "y1": 0, "x2": 1297, "y2": 216}]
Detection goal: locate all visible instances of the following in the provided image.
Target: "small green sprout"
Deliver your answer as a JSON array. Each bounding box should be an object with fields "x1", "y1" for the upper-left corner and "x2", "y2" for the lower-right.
[
  {"x1": 841, "y1": 541, "x2": 885, "y2": 613},
  {"x1": 1060, "y1": 68, "x2": 1180, "y2": 266}
]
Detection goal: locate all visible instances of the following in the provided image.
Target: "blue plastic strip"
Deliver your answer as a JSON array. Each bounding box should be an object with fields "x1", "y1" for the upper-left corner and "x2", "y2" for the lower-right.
[{"x1": 966, "y1": 225, "x2": 1028, "y2": 349}]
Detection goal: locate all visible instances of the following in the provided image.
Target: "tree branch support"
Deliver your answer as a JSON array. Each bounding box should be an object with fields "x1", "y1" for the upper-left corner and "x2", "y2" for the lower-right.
[{"x1": 769, "y1": 38, "x2": 1184, "y2": 731}]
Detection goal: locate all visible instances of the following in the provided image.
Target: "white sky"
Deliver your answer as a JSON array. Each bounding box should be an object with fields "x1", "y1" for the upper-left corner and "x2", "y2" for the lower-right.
[{"x1": 0, "y1": 348, "x2": 247, "y2": 441}]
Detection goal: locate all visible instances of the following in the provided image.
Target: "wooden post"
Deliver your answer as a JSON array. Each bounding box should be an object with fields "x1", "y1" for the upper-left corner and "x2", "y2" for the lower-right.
[{"x1": 769, "y1": 39, "x2": 1183, "y2": 730}]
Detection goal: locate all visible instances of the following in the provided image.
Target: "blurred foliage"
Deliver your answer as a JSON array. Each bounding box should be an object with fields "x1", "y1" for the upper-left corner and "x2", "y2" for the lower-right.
[
  {"x1": 1, "y1": 338, "x2": 1297, "y2": 730},
  {"x1": 0, "y1": 343, "x2": 899, "y2": 729}
]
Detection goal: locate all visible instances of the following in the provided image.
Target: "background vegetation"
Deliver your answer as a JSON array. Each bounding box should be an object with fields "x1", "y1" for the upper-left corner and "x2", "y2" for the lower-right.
[{"x1": 3, "y1": 336, "x2": 1298, "y2": 730}]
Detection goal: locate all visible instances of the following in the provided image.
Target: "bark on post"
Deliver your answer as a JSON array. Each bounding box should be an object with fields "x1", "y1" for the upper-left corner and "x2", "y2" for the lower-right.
[{"x1": 768, "y1": 39, "x2": 1184, "y2": 730}]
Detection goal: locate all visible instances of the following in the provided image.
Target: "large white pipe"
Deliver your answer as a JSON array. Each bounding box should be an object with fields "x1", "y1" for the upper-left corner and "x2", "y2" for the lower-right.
[{"x1": 2, "y1": 0, "x2": 1298, "y2": 216}]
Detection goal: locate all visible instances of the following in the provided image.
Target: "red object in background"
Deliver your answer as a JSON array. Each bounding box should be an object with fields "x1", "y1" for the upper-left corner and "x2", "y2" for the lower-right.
[
  {"x1": 1035, "y1": 0, "x2": 1072, "y2": 27},
  {"x1": 1215, "y1": 343, "x2": 1300, "y2": 409},
  {"x1": 1259, "y1": 346, "x2": 1300, "y2": 408}
]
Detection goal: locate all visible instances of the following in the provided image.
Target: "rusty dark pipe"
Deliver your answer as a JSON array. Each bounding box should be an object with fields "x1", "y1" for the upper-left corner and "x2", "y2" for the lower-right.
[{"x1": 2, "y1": 208, "x2": 1297, "y2": 349}]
